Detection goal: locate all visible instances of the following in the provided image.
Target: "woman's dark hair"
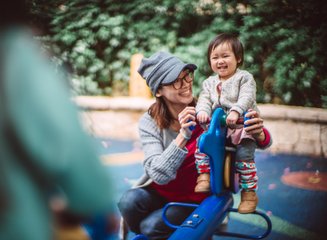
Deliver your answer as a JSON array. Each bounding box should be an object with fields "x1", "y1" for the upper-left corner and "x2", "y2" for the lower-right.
[
  {"x1": 148, "y1": 96, "x2": 196, "y2": 129},
  {"x1": 207, "y1": 33, "x2": 244, "y2": 68}
]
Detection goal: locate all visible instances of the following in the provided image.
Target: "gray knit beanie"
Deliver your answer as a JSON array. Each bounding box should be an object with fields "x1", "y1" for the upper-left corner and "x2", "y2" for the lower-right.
[{"x1": 137, "y1": 51, "x2": 197, "y2": 95}]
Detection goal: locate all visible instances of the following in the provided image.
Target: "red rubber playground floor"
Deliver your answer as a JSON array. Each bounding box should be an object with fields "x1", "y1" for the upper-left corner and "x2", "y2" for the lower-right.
[{"x1": 99, "y1": 138, "x2": 327, "y2": 240}]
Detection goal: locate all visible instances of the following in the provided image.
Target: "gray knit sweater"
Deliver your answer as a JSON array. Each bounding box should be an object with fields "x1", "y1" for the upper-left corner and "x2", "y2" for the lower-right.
[
  {"x1": 196, "y1": 69, "x2": 258, "y2": 116},
  {"x1": 135, "y1": 112, "x2": 189, "y2": 187}
]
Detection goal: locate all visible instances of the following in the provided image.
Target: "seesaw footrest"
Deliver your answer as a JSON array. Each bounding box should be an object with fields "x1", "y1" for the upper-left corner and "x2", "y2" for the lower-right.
[{"x1": 214, "y1": 208, "x2": 272, "y2": 239}]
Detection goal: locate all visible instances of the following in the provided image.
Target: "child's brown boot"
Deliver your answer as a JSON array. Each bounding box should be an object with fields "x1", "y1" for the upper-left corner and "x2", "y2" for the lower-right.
[
  {"x1": 238, "y1": 190, "x2": 258, "y2": 214},
  {"x1": 194, "y1": 173, "x2": 210, "y2": 192}
]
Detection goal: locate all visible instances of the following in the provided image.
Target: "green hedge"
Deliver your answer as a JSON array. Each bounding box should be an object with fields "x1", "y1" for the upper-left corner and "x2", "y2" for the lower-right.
[{"x1": 30, "y1": 0, "x2": 327, "y2": 108}]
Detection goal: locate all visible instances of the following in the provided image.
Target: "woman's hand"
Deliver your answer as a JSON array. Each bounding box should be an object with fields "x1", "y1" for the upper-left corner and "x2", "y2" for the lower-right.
[
  {"x1": 178, "y1": 106, "x2": 196, "y2": 140},
  {"x1": 244, "y1": 109, "x2": 265, "y2": 142}
]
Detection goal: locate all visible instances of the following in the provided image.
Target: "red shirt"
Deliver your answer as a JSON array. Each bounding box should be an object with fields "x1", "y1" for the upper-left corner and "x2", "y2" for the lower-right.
[{"x1": 150, "y1": 125, "x2": 209, "y2": 203}]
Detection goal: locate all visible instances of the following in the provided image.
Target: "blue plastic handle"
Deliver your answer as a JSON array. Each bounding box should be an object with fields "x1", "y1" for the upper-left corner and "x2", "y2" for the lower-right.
[
  {"x1": 243, "y1": 111, "x2": 250, "y2": 127},
  {"x1": 189, "y1": 125, "x2": 195, "y2": 131},
  {"x1": 188, "y1": 120, "x2": 196, "y2": 131}
]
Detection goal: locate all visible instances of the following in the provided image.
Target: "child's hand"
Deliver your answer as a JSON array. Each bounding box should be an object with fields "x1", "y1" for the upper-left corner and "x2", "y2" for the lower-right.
[
  {"x1": 196, "y1": 111, "x2": 210, "y2": 124},
  {"x1": 226, "y1": 111, "x2": 240, "y2": 128}
]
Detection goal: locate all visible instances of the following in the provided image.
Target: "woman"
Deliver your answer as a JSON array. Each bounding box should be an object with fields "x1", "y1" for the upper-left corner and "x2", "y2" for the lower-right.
[{"x1": 118, "y1": 51, "x2": 271, "y2": 240}]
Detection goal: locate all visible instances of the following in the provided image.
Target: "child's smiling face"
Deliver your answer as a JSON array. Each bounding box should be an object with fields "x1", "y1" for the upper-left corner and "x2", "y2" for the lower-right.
[{"x1": 210, "y1": 42, "x2": 240, "y2": 81}]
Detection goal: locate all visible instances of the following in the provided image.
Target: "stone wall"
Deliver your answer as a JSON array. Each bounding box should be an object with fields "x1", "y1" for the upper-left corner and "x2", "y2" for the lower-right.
[
  {"x1": 258, "y1": 104, "x2": 327, "y2": 157},
  {"x1": 75, "y1": 96, "x2": 327, "y2": 158}
]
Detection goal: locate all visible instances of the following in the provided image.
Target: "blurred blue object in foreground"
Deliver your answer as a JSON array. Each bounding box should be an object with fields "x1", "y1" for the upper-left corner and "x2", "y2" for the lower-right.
[{"x1": 0, "y1": 20, "x2": 115, "y2": 240}]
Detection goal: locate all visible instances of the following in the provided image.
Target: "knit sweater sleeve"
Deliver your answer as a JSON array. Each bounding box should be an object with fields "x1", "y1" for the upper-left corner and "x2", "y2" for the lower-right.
[
  {"x1": 256, "y1": 128, "x2": 273, "y2": 150},
  {"x1": 230, "y1": 70, "x2": 256, "y2": 115},
  {"x1": 138, "y1": 113, "x2": 188, "y2": 185},
  {"x1": 196, "y1": 77, "x2": 215, "y2": 116}
]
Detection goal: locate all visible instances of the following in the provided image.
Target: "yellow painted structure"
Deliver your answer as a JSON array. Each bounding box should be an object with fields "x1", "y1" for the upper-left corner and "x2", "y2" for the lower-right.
[{"x1": 129, "y1": 53, "x2": 152, "y2": 98}]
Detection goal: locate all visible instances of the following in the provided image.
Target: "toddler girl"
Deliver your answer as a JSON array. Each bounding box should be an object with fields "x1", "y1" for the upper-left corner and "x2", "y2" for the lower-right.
[{"x1": 195, "y1": 33, "x2": 259, "y2": 214}]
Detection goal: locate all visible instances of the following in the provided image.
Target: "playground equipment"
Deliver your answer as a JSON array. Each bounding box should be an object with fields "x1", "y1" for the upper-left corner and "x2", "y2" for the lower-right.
[{"x1": 133, "y1": 108, "x2": 272, "y2": 240}]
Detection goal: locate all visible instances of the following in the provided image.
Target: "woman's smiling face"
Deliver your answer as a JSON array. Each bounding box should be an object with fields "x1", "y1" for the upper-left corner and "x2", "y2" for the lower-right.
[
  {"x1": 156, "y1": 69, "x2": 194, "y2": 107},
  {"x1": 210, "y1": 42, "x2": 240, "y2": 81}
]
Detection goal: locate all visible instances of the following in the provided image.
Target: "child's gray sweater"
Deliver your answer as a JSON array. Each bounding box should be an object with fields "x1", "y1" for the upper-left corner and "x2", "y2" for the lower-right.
[{"x1": 196, "y1": 69, "x2": 258, "y2": 116}]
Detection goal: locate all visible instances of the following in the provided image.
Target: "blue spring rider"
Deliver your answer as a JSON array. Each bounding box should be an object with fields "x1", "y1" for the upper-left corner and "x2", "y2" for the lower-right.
[{"x1": 133, "y1": 108, "x2": 272, "y2": 240}]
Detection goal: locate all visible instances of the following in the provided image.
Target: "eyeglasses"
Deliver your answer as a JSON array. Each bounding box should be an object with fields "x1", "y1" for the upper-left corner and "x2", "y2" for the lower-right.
[{"x1": 163, "y1": 69, "x2": 194, "y2": 90}]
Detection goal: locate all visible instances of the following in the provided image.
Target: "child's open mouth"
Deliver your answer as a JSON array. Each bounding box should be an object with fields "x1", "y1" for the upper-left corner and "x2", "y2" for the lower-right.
[{"x1": 218, "y1": 65, "x2": 228, "y2": 70}]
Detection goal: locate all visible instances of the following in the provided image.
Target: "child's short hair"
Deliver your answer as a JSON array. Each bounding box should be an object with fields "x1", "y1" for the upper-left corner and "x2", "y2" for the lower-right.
[{"x1": 207, "y1": 33, "x2": 244, "y2": 67}]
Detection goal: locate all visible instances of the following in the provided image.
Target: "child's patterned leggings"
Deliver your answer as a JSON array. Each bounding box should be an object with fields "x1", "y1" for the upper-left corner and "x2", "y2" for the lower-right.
[
  {"x1": 195, "y1": 137, "x2": 258, "y2": 190},
  {"x1": 235, "y1": 160, "x2": 258, "y2": 191},
  {"x1": 235, "y1": 139, "x2": 258, "y2": 191},
  {"x1": 194, "y1": 136, "x2": 210, "y2": 173},
  {"x1": 195, "y1": 144, "x2": 210, "y2": 173}
]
